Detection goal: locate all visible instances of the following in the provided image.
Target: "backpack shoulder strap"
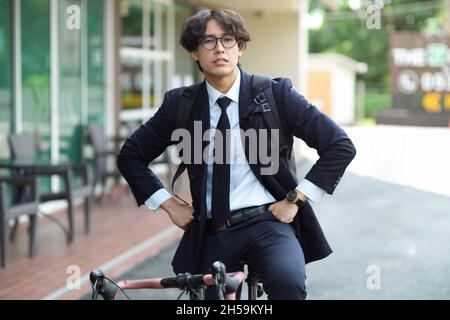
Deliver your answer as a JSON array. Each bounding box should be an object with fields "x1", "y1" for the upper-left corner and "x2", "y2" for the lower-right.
[
  {"x1": 251, "y1": 75, "x2": 290, "y2": 157},
  {"x1": 252, "y1": 75, "x2": 296, "y2": 174},
  {"x1": 171, "y1": 82, "x2": 202, "y2": 193}
]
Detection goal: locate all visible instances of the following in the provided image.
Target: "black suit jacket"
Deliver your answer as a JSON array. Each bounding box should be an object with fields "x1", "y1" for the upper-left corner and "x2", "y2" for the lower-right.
[{"x1": 117, "y1": 68, "x2": 356, "y2": 273}]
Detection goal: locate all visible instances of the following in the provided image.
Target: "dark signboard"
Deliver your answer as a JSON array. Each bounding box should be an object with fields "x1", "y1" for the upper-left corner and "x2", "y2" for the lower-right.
[{"x1": 377, "y1": 32, "x2": 450, "y2": 127}]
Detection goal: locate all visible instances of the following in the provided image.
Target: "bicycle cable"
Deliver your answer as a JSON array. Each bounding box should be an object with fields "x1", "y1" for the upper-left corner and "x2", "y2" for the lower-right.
[
  {"x1": 91, "y1": 275, "x2": 131, "y2": 300},
  {"x1": 177, "y1": 288, "x2": 189, "y2": 300},
  {"x1": 214, "y1": 273, "x2": 226, "y2": 300},
  {"x1": 103, "y1": 276, "x2": 131, "y2": 300},
  {"x1": 91, "y1": 279, "x2": 99, "y2": 301}
]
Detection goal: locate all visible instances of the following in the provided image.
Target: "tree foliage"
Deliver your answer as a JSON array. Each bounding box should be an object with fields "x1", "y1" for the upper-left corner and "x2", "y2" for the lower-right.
[{"x1": 309, "y1": 0, "x2": 444, "y2": 88}]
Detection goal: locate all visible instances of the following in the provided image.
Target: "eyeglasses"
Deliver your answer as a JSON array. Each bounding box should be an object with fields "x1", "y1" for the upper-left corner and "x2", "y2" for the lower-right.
[{"x1": 199, "y1": 35, "x2": 237, "y2": 50}]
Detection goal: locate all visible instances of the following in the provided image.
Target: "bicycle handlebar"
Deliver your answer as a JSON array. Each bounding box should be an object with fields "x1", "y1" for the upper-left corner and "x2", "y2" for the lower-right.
[{"x1": 90, "y1": 261, "x2": 245, "y2": 300}]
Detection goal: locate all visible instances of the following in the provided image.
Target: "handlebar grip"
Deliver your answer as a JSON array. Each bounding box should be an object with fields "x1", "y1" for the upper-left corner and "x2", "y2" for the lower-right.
[
  {"x1": 160, "y1": 275, "x2": 181, "y2": 288},
  {"x1": 160, "y1": 273, "x2": 205, "y2": 289},
  {"x1": 223, "y1": 273, "x2": 242, "y2": 294}
]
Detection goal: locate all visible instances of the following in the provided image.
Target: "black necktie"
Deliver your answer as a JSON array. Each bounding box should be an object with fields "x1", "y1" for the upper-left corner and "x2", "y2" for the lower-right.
[{"x1": 211, "y1": 96, "x2": 232, "y2": 227}]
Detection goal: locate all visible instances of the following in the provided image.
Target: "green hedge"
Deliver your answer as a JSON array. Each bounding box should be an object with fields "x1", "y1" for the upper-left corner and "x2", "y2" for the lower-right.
[{"x1": 364, "y1": 88, "x2": 391, "y2": 118}]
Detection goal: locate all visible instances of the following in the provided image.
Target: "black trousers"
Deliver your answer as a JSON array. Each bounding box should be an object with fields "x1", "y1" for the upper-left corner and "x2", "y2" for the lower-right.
[{"x1": 197, "y1": 210, "x2": 307, "y2": 300}]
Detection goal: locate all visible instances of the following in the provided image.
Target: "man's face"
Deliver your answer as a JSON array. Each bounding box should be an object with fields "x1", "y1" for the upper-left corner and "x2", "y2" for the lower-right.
[{"x1": 191, "y1": 19, "x2": 245, "y2": 80}]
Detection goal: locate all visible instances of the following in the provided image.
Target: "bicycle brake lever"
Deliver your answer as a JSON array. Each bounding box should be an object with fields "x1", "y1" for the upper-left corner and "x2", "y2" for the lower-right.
[
  {"x1": 90, "y1": 269, "x2": 105, "y2": 285},
  {"x1": 210, "y1": 261, "x2": 227, "y2": 300},
  {"x1": 210, "y1": 261, "x2": 227, "y2": 283},
  {"x1": 89, "y1": 269, "x2": 118, "y2": 300}
]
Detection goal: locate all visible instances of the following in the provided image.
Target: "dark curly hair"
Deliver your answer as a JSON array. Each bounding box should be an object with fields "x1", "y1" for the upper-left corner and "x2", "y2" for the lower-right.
[{"x1": 179, "y1": 9, "x2": 250, "y2": 53}]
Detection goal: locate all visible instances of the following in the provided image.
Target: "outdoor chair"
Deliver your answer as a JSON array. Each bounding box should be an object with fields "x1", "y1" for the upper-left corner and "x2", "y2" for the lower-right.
[
  {"x1": 119, "y1": 120, "x2": 174, "y2": 191},
  {"x1": 7, "y1": 133, "x2": 92, "y2": 243},
  {"x1": 0, "y1": 176, "x2": 39, "y2": 268},
  {"x1": 84, "y1": 123, "x2": 123, "y2": 200}
]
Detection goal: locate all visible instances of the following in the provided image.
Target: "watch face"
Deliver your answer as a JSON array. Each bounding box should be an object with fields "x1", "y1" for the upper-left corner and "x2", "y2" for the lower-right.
[{"x1": 286, "y1": 190, "x2": 297, "y2": 202}]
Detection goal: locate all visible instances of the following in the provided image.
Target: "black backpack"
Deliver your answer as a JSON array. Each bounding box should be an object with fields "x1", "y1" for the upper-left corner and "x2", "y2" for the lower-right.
[{"x1": 171, "y1": 75, "x2": 296, "y2": 192}]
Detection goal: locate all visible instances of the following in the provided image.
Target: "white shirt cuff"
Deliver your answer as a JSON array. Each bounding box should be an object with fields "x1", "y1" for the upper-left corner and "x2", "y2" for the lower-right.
[
  {"x1": 296, "y1": 179, "x2": 326, "y2": 203},
  {"x1": 144, "y1": 188, "x2": 172, "y2": 212}
]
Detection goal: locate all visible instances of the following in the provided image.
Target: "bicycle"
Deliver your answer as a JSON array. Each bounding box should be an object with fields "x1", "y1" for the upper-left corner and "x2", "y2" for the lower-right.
[{"x1": 90, "y1": 261, "x2": 264, "y2": 300}]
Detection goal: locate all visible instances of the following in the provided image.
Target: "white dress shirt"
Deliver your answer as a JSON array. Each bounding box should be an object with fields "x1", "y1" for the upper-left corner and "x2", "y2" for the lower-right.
[{"x1": 145, "y1": 68, "x2": 325, "y2": 213}]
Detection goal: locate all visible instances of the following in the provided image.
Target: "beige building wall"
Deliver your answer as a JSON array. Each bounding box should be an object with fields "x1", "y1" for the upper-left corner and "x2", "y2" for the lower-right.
[
  {"x1": 182, "y1": 0, "x2": 309, "y2": 92},
  {"x1": 239, "y1": 10, "x2": 302, "y2": 90}
]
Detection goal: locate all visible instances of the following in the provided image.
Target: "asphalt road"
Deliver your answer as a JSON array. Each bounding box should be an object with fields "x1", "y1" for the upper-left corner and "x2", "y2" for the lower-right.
[{"x1": 84, "y1": 161, "x2": 450, "y2": 300}]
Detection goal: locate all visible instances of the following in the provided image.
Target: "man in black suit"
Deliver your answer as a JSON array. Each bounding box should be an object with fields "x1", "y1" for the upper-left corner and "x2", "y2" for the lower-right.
[{"x1": 117, "y1": 9, "x2": 356, "y2": 299}]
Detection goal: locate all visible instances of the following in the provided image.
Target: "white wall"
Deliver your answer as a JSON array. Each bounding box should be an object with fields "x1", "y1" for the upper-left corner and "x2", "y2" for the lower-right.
[
  {"x1": 331, "y1": 65, "x2": 355, "y2": 124},
  {"x1": 239, "y1": 10, "x2": 302, "y2": 89},
  {"x1": 295, "y1": 125, "x2": 450, "y2": 198}
]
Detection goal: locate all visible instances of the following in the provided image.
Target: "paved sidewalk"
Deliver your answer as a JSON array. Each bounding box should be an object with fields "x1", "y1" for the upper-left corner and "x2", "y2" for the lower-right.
[
  {"x1": 0, "y1": 184, "x2": 183, "y2": 300},
  {"x1": 92, "y1": 162, "x2": 450, "y2": 300}
]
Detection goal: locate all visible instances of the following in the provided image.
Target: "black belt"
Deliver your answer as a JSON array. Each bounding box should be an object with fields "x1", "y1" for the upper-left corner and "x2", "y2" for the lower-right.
[{"x1": 206, "y1": 203, "x2": 272, "y2": 233}]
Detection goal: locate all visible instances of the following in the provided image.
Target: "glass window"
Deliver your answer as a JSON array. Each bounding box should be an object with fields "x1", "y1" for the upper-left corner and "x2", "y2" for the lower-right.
[
  {"x1": 146, "y1": 1, "x2": 173, "y2": 109},
  {"x1": 87, "y1": 0, "x2": 105, "y2": 128},
  {"x1": 0, "y1": 0, "x2": 13, "y2": 158},
  {"x1": 161, "y1": 3, "x2": 168, "y2": 52},
  {"x1": 118, "y1": 0, "x2": 197, "y2": 124},
  {"x1": 121, "y1": 0, "x2": 144, "y2": 110},
  {"x1": 58, "y1": 0, "x2": 82, "y2": 162},
  {"x1": 122, "y1": 0, "x2": 143, "y2": 48},
  {"x1": 21, "y1": 0, "x2": 51, "y2": 192},
  {"x1": 21, "y1": 0, "x2": 51, "y2": 159},
  {"x1": 174, "y1": 4, "x2": 197, "y2": 86}
]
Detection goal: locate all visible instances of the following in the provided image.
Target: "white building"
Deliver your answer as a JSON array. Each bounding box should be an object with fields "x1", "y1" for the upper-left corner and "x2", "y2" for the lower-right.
[{"x1": 307, "y1": 53, "x2": 368, "y2": 125}]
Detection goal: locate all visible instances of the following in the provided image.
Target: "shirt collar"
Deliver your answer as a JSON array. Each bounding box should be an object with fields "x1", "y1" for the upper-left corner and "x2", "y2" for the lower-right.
[{"x1": 205, "y1": 67, "x2": 241, "y2": 108}]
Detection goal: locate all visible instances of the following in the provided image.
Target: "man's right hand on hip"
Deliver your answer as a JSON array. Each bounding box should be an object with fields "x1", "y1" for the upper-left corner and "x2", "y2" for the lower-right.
[{"x1": 161, "y1": 197, "x2": 194, "y2": 231}]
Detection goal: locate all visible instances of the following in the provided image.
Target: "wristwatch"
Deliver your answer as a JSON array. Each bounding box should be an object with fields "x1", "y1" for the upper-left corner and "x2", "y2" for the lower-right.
[{"x1": 286, "y1": 189, "x2": 307, "y2": 208}]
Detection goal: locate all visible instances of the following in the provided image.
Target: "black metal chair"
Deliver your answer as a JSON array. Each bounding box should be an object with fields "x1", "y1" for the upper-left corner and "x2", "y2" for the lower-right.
[
  {"x1": 85, "y1": 122, "x2": 174, "y2": 200},
  {"x1": 84, "y1": 123, "x2": 123, "y2": 200},
  {"x1": 119, "y1": 120, "x2": 174, "y2": 191},
  {"x1": 0, "y1": 176, "x2": 39, "y2": 268},
  {"x1": 8, "y1": 133, "x2": 92, "y2": 243}
]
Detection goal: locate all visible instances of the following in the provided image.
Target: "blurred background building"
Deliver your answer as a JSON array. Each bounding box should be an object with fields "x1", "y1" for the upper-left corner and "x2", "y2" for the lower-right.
[
  {"x1": 0, "y1": 0, "x2": 320, "y2": 163},
  {"x1": 0, "y1": 0, "x2": 188, "y2": 164},
  {"x1": 1, "y1": 0, "x2": 450, "y2": 158},
  {"x1": 1, "y1": 0, "x2": 449, "y2": 236},
  {"x1": 308, "y1": 53, "x2": 368, "y2": 124}
]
